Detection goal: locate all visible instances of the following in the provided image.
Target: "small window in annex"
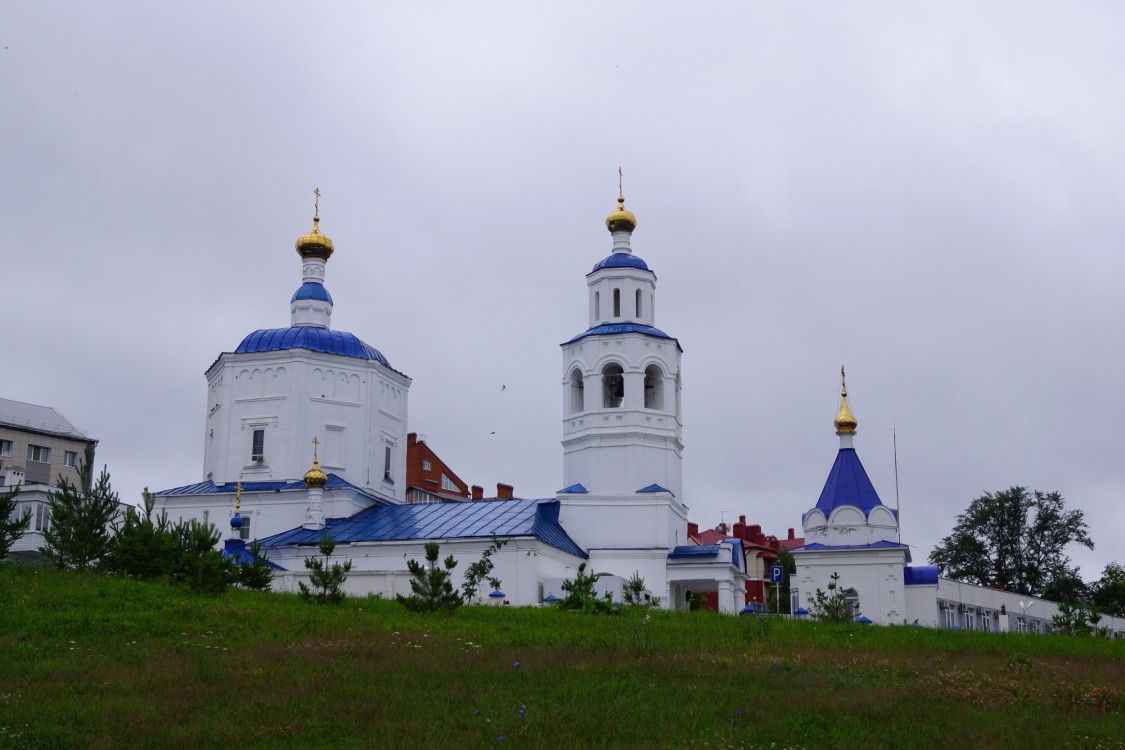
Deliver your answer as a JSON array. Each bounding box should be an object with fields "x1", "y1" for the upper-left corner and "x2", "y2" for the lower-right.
[
  {"x1": 0, "y1": 440, "x2": 11, "y2": 457},
  {"x1": 384, "y1": 445, "x2": 393, "y2": 481},
  {"x1": 63, "y1": 450, "x2": 78, "y2": 468},
  {"x1": 239, "y1": 514, "x2": 251, "y2": 541}
]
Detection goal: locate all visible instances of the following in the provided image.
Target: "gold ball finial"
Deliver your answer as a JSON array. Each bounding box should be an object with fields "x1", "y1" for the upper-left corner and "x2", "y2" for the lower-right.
[
  {"x1": 295, "y1": 187, "x2": 335, "y2": 260},
  {"x1": 605, "y1": 167, "x2": 637, "y2": 234},
  {"x1": 834, "y1": 364, "x2": 858, "y2": 435},
  {"x1": 304, "y1": 436, "x2": 328, "y2": 488}
]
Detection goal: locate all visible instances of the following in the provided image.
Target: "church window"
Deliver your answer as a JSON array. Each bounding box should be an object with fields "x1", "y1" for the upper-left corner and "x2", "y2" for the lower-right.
[
  {"x1": 602, "y1": 363, "x2": 625, "y2": 408},
  {"x1": 384, "y1": 445, "x2": 392, "y2": 481},
  {"x1": 613, "y1": 289, "x2": 621, "y2": 317},
  {"x1": 251, "y1": 430, "x2": 265, "y2": 462},
  {"x1": 644, "y1": 365, "x2": 664, "y2": 410},
  {"x1": 441, "y1": 473, "x2": 459, "y2": 492},
  {"x1": 63, "y1": 450, "x2": 78, "y2": 468},
  {"x1": 635, "y1": 289, "x2": 642, "y2": 318},
  {"x1": 0, "y1": 440, "x2": 11, "y2": 457},
  {"x1": 569, "y1": 368, "x2": 584, "y2": 414},
  {"x1": 239, "y1": 514, "x2": 251, "y2": 541},
  {"x1": 594, "y1": 291, "x2": 600, "y2": 320}
]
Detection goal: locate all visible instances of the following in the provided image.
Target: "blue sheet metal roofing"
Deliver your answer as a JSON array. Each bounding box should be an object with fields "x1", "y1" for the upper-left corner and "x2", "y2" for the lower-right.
[
  {"x1": 564, "y1": 323, "x2": 682, "y2": 351},
  {"x1": 793, "y1": 541, "x2": 909, "y2": 552},
  {"x1": 257, "y1": 498, "x2": 588, "y2": 559},
  {"x1": 222, "y1": 539, "x2": 286, "y2": 570},
  {"x1": 813, "y1": 448, "x2": 887, "y2": 516},
  {"x1": 155, "y1": 473, "x2": 389, "y2": 505},
  {"x1": 557, "y1": 483, "x2": 588, "y2": 494},
  {"x1": 290, "y1": 281, "x2": 333, "y2": 304},
  {"x1": 636, "y1": 484, "x2": 672, "y2": 495},
  {"x1": 590, "y1": 253, "x2": 651, "y2": 273},
  {"x1": 236, "y1": 327, "x2": 391, "y2": 367},
  {"x1": 668, "y1": 541, "x2": 745, "y2": 572},
  {"x1": 669, "y1": 544, "x2": 721, "y2": 559}
]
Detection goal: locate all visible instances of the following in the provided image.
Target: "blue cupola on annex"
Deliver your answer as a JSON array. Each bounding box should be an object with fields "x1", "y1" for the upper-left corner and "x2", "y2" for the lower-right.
[{"x1": 800, "y1": 367, "x2": 901, "y2": 548}]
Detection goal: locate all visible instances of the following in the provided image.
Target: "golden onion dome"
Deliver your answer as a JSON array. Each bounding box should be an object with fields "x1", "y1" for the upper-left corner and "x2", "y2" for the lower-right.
[
  {"x1": 304, "y1": 461, "x2": 328, "y2": 489},
  {"x1": 834, "y1": 365, "x2": 858, "y2": 435},
  {"x1": 605, "y1": 194, "x2": 637, "y2": 234},
  {"x1": 295, "y1": 215, "x2": 334, "y2": 260}
]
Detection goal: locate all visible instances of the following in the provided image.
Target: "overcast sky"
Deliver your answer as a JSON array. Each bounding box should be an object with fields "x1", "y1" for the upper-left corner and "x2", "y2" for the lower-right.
[{"x1": 3, "y1": 3, "x2": 1122, "y2": 581}]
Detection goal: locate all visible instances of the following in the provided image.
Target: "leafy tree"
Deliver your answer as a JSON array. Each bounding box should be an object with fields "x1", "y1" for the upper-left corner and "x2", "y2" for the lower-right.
[
  {"x1": 397, "y1": 541, "x2": 461, "y2": 612},
  {"x1": 1041, "y1": 572, "x2": 1091, "y2": 606},
  {"x1": 461, "y1": 538, "x2": 506, "y2": 603},
  {"x1": 300, "y1": 531, "x2": 352, "y2": 605},
  {"x1": 0, "y1": 485, "x2": 29, "y2": 559},
  {"x1": 105, "y1": 490, "x2": 177, "y2": 580},
  {"x1": 808, "y1": 572, "x2": 855, "y2": 623},
  {"x1": 928, "y1": 487, "x2": 1092, "y2": 597},
  {"x1": 39, "y1": 446, "x2": 121, "y2": 570},
  {"x1": 171, "y1": 517, "x2": 234, "y2": 595},
  {"x1": 1091, "y1": 562, "x2": 1125, "y2": 617},
  {"x1": 557, "y1": 562, "x2": 616, "y2": 614},
  {"x1": 237, "y1": 539, "x2": 275, "y2": 592}
]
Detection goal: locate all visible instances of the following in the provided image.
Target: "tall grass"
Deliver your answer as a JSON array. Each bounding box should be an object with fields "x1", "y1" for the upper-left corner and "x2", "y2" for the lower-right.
[{"x1": 1, "y1": 565, "x2": 1123, "y2": 749}]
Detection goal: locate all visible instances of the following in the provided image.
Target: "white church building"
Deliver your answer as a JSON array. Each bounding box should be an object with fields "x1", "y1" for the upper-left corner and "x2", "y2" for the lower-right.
[{"x1": 157, "y1": 189, "x2": 748, "y2": 611}]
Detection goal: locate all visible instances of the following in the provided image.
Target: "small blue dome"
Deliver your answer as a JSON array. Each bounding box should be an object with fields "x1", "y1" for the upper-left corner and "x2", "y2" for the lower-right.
[
  {"x1": 590, "y1": 253, "x2": 650, "y2": 273},
  {"x1": 236, "y1": 327, "x2": 391, "y2": 367},
  {"x1": 230, "y1": 512, "x2": 243, "y2": 530},
  {"x1": 291, "y1": 282, "x2": 333, "y2": 305}
]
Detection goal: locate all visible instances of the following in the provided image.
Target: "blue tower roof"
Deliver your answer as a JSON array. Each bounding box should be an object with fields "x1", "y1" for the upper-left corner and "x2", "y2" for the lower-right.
[
  {"x1": 236, "y1": 327, "x2": 391, "y2": 367},
  {"x1": 590, "y1": 253, "x2": 650, "y2": 273},
  {"x1": 290, "y1": 281, "x2": 333, "y2": 305},
  {"x1": 814, "y1": 448, "x2": 886, "y2": 515},
  {"x1": 563, "y1": 322, "x2": 682, "y2": 351}
]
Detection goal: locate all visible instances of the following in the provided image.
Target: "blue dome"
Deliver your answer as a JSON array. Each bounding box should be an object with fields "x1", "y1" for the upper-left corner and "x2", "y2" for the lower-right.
[
  {"x1": 291, "y1": 282, "x2": 333, "y2": 305},
  {"x1": 230, "y1": 512, "x2": 243, "y2": 530},
  {"x1": 590, "y1": 253, "x2": 650, "y2": 273},
  {"x1": 236, "y1": 327, "x2": 391, "y2": 367}
]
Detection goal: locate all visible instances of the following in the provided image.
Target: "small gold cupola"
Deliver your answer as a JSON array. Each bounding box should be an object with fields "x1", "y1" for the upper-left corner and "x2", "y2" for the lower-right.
[
  {"x1": 295, "y1": 187, "x2": 335, "y2": 260},
  {"x1": 304, "y1": 437, "x2": 328, "y2": 488},
  {"x1": 834, "y1": 364, "x2": 858, "y2": 435},
  {"x1": 605, "y1": 167, "x2": 637, "y2": 234}
]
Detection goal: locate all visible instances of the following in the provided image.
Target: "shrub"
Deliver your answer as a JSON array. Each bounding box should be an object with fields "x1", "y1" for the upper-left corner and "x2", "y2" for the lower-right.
[
  {"x1": 398, "y1": 541, "x2": 462, "y2": 612},
  {"x1": 299, "y1": 531, "x2": 352, "y2": 604}
]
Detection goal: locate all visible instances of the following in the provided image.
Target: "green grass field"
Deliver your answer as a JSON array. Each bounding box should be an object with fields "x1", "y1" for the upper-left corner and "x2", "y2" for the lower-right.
[{"x1": 2, "y1": 564, "x2": 1123, "y2": 749}]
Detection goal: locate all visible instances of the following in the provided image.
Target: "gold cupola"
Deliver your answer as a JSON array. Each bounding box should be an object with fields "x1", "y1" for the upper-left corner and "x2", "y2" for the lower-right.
[
  {"x1": 834, "y1": 365, "x2": 858, "y2": 435},
  {"x1": 304, "y1": 437, "x2": 328, "y2": 489},
  {"x1": 295, "y1": 187, "x2": 335, "y2": 260},
  {"x1": 605, "y1": 168, "x2": 637, "y2": 234}
]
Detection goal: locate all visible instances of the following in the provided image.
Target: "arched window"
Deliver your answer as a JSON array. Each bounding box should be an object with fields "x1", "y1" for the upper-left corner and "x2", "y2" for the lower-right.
[
  {"x1": 613, "y1": 288, "x2": 621, "y2": 317},
  {"x1": 635, "y1": 289, "x2": 642, "y2": 318},
  {"x1": 644, "y1": 364, "x2": 664, "y2": 410},
  {"x1": 594, "y1": 291, "x2": 600, "y2": 320},
  {"x1": 602, "y1": 363, "x2": 624, "y2": 408},
  {"x1": 569, "y1": 368, "x2": 584, "y2": 414}
]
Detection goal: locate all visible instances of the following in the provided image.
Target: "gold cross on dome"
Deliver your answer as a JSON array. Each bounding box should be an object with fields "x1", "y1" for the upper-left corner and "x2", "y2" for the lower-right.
[
  {"x1": 312, "y1": 436, "x2": 320, "y2": 463},
  {"x1": 313, "y1": 187, "x2": 321, "y2": 218},
  {"x1": 235, "y1": 481, "x2": 242, "y2": 513},
  {"x1": 618, "y1": 167, "x2": 624, "y2": 200}
]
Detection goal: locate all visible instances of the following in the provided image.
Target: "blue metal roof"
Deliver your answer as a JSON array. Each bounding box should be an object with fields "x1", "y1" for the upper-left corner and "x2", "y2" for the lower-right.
[
  {"x1": 222, "y1": 539, "x2": 286, "y2": 570},
  {"x1": 904, "y1": 565, "x2": 939, "y2": 586},
  {"x1": 236, "y1": 327, "x2": 391, "y2": 367},
  {"x1": 636, "y1": 484, "x2": 672, "y2": 495},
  {"x1": 669, "y1": 544, "x2": 720, "y2": 559},
  {"x1": 813, "y1": 448, "x2": 886, "y2": 516},
  {"x1": 155, "y1": 473, "x2": 389, "y2": 505},
  {"x1": 557, "y1": 483, "x2": 588, "y2": 494},
  {"x1": 792, "y1": 540, "x2": 909, "y2": 552},
  {"x1": 291, "y1": 281, "x2": 333, "y2": 304},
  {"x1": 564, "y1": 323, "x2": 682, "y2": 351},
  {"x1": 590, "y1": 253, "x2": 651, "y2": 273},
  {"x1": 257, "y1": 498, "x2": 587, "y2": 559}
]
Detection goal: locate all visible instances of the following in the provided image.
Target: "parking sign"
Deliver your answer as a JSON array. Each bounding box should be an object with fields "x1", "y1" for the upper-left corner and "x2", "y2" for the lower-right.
[{"x1": 770, "y1": 565, "x2": 785, "y2": 583}]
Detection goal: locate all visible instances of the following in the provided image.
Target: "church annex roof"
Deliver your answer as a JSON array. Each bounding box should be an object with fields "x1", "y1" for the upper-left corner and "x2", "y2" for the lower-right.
[
  {"x1": 590, "y1": 253, "x2": 650, "y2": 273},
  {"x1": 235, "y1": 327, "x2": 391, "y2": 367},
  {"x1": 257, "y1": 498, "x2": 588, "y2": 559},
  {"x1": 791, "y1": 540, "x2": 909, "y2": 552},
  {"x1": 813, "y1": 447, "x2": 887, "y2": 516},
  {"x1": 155, "y1": 473, "x2": 390, "y2": 505},
  {"x1": 564, "y1": 323, "x2": 682, "y2": 351}
]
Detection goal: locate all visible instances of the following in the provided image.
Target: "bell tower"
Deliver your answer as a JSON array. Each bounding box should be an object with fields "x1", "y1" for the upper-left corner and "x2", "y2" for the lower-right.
[{"x1": 557, "y1": 177, "x2": 687, "y2": 558}]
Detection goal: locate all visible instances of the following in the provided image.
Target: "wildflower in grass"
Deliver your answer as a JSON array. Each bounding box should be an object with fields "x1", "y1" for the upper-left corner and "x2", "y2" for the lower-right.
[{"x1": 514, "y1": 661, "x2": 520, "y2": 668}]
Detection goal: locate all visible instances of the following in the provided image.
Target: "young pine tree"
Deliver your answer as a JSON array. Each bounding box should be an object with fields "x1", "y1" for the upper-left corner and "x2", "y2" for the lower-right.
[
  {"x1": 105, "y1": 489, "x2": 178, "y2": 580},
  {"x1": 299, "y1": 531, "x2": 352, "y2": 604},
  {"x1": 238, "y1": 539, "x2": 275, "y2": 592},
  {"x1": 171, "y1": 517, "x2": 235, "y2": 595},
  {"x1": 40, "y1": 445, "x2": 121, "y2": 570},
  {"x1": 397, "y1": 541, "x2": 462, "y2": 612},
  {"x1": 808, "y1": 572, "x2": 856, "y2": 623},
  {"x1": 0, "y1": 485, "x2": 30, "y2": 559}
]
